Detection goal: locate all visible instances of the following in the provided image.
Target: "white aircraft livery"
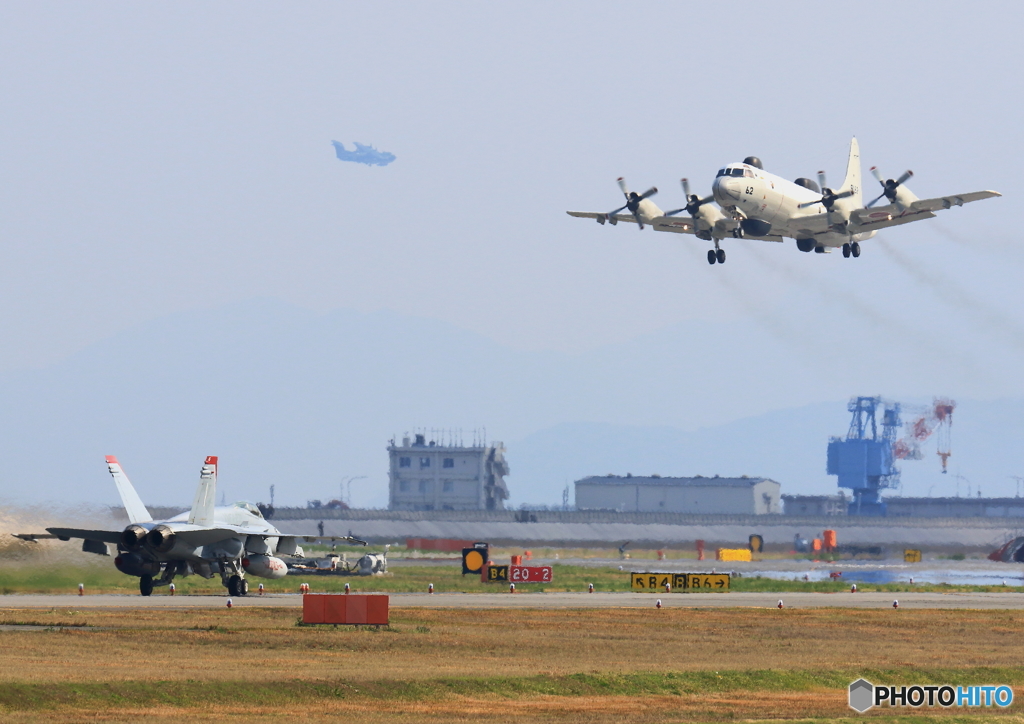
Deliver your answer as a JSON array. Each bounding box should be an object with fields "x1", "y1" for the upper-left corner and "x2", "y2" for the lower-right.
[
  {"x1": 15, "y1": 456, "x2": 365, "y2": 596},
  {"x1": 568, "y1": 138, "x2": 1000, "y2": 264}
]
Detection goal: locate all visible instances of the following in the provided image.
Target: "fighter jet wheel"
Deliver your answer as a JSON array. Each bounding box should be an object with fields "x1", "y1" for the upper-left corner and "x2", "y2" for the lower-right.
[
  {"x1": 140, "y1": 574, "x2": 154, "y2": 597},
  {"x1": 238, "y1": 578, "x2": 249, "y2": 596},
  {"x1": 851, "y1": 241, "x2": 861, "y2": 258},
  {"x1": 707, "y1": 249, "x2": 717, "y2": 265},
  {"x1": 842, "y1": 243, "x2": 851, "y2": 258},
  {"x1": 228, "y1": 574, "x2": 241, "y2": 597},
  {"x1": 716, "y1": 248, "x2": 726, "y2": 264}
]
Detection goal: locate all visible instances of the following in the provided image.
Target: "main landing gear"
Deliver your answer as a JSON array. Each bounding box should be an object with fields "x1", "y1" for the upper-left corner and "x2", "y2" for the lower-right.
[
  {"x1": 842, "y1": 241, "x2": 861, "y2": 258},
  {"x1": 707, "y1": 245, "x2": 726, "y2": 265},
  {"x1": 140, "y1": 574, "x2": 154, "y2": 596},
  {"x1": 227, "y1": 575, "x2": 249, "y2": 597}
]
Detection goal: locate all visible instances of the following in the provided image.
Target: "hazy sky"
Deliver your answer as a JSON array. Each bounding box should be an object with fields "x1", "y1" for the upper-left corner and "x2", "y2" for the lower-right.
[{"x1": 0, "y1": 3, "x2": 1021, "y2": 504}]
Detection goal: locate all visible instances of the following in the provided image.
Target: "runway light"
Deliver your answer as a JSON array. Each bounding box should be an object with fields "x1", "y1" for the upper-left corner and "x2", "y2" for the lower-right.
[
  {"x1": 778, "y1": 600, "x2": 784, "y2": 609},
  {"x1": 656, "y1": 599, "x2": 662, "y2": 609},
  {"x1": 664, "y1": 582, "x2": 671, "y2": 593},
  {"x1": 893, "y1": 600, "x2": 899, "y2": 609},
  {"x1": 258, "y1": 583, "x2": 264, "y2": 595},
  {"x1": 803, "y1": 574, "x2": 809, "y2": 581},
  {"x1": 1002, "y1": 579, "x2": 1007, "y2": 586},
  {"x1": 226, "y1": 598, "x2": 233, "y2": 608},
  {"x1": 169, "y1": 583, "x2": 175, "y2": 596},
  {"x1": 910, "y1": 577, "x2": 914, "y2": 584},
  {"x1": 509, "y1": 583, "x2": 515, "y2": 594},
  {"x1": 588, "y1": 583, "x2": 594, "y2": 593},
  {"x1": 345, "y1": 583, "x2": 350, "y2": 594},
  {"x1": 78, "y1": 583, "x2": 84, "y2": 596},
  {"x1": 300, "y1": 583, "x2": 309, "y2": 593},
  {"x1": 851, "y1": 584, "x2": 857, "y2": 593},
  {"x1": 428, "y1": 583, "x2": 434, "y2": 594}
]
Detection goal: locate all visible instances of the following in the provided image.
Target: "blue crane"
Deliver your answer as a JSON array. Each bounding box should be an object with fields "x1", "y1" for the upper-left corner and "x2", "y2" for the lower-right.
[{"x1": 827, "y1": 396, "x2": 902, "y2": 516}]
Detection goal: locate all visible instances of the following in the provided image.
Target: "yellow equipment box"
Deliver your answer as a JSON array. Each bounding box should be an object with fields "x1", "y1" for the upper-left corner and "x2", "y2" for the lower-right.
[{"x1": 716, "y1": 548, "x2": 752, "y2": 562}]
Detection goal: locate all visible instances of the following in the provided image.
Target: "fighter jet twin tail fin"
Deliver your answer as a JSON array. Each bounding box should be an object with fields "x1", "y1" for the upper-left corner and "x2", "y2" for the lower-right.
[
  {"x1": 105, "y1": 455, "x2": 153, "y2": 525},
  {"x1": 106, "y1": 455, "x2": 218, "y2": 526}
]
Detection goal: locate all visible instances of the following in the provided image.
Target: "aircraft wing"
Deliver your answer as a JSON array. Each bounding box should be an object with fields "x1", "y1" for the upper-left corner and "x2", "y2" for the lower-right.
[
  {"x1": 566, "y1": 211, "x2": 638, "y2": 225},
  {"x1": 11, "y1": 533, "x2": 60, "y2": 542},
  {"x1": 851, "y1": 190, "x2": 1000, "y2": 233},
  {"x1": 278, "y1": 534, "x2": 368, "y2": 546},
  {"x1": 908, "y1": 189, "x2": 1001, "y2": 213},
  {"x1": 45, "y1": 527, "x2": 123, "y2": 544},
  {"x1": 651, "y1": 216, "x2": 699, "y2": 235}
]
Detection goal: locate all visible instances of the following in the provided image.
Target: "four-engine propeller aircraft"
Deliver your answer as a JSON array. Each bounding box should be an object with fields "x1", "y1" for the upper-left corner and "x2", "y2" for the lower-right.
[
  {"x1": 14, "y1": 456, "x2": 365, "y2": 596},
  {"x1": 567, "y1": 139, "x2": 1000, "y2": 264}
]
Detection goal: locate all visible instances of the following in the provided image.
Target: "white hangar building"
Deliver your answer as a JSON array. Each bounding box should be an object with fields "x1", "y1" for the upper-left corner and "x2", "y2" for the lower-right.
[{"x1": 574, "y1": 474, "x2": 781, "y2": 515}]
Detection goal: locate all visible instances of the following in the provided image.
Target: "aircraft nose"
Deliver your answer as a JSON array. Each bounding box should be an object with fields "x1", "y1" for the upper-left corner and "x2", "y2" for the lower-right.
[{"x1": 713, "y1": 176, "x2": 736, "y2": 205}]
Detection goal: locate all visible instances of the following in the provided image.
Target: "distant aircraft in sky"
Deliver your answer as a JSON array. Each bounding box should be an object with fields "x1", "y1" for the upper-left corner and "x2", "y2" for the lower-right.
[
  {"x1": 332, "y1": 140, "x2": 395, "y2": 167},
  {"x1": 568, "y1": 138, "x2": 1000, "y2": 265}
]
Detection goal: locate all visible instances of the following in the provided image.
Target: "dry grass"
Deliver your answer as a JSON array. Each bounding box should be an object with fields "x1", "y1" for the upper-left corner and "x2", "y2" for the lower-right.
[{"x1": 2, "y1": 606, "x2": 1023, "y2": 722}]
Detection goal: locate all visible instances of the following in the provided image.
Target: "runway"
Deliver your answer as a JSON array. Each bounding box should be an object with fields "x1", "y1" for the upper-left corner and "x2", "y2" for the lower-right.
[{"x1": 3, "y1": 591, "x2": 1024, "y2": 609}]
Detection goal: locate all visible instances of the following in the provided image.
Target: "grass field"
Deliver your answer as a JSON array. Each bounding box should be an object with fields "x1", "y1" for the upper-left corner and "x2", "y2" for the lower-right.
[
  {"x1": 0, "y1": 555, "x2": 1019, "y2": 596},
  {"x1": 1, "y1": 605, "x2": 1023, "y2": 722}
]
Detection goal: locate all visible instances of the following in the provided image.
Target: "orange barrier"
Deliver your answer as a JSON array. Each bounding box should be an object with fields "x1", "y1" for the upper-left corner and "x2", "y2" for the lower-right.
[
  {"x1": 823, "y1": 529, "x2": 837, "y2": 552},
  {"x1": 303, "y1": 594, "x2": 389, "y2": 625}
]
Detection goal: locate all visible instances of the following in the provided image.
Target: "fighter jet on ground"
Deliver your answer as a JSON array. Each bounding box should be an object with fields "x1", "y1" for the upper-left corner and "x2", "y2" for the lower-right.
[
  {"x1": 567, "y1": 138, "x2": 1000, "y2": 264},
  {"x1": 14, "y1": 456, "x2": 365, "y2": 596}
]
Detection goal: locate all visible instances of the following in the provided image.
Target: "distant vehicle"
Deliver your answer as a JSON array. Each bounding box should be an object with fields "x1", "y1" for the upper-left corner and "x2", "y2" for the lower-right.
[
  {"x1": 567, "y1": 138, "x2": 1000, "y2": 264},
  {"x1": 13, "y1": 456, "x2": 365, "y2": 596},
  {"x1": 288, "y1": 545, "x2": 390, "y2": 576},
  {"x1": 331, "y1": 140, "x2": 396, "y2": 167}
]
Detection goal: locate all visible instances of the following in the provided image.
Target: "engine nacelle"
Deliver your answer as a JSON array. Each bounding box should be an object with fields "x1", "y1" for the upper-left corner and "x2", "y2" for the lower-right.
[
  {"x1": 242, "y1": 555, "x2": 289, "y2": 579},
  {"x1": 794, "y1": 177, "x2": 820, "y2": 193},
  {"x1": 120, "y1": 524, "x2": 149, "y2": 552},
  {"x1": 146, "y1": 525, "x2": 177, "y2": 553},
  {"x1": 740, "y1": 218, "x2": 772, "y2": 237},
  {"x1": 796, "y1": 238, "x2": 816, "y2": 253},
  {"x1": 114, "y1": 552, "x2": 161, "y2": 577}
]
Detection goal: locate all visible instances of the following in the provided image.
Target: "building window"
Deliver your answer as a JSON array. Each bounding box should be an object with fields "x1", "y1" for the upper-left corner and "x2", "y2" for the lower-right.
[
  {"x1": 418, "y1": 480, "x2": 429, "y2": 493},
  {"x1": 399, "y1": 457, "x2": 411, "y2": 468},
  {"x1": 442, "y1": 480, "x2": 453, "y2": 493},
  {"x1": 443, "y1": 458, "x2": 454, "y2": 468},
  {"x1": 399, "y1": 480, "x2": 409, "y2": 492},
  {"x1": 419, "y1": 457, "x2": 431, "y2": 469}
]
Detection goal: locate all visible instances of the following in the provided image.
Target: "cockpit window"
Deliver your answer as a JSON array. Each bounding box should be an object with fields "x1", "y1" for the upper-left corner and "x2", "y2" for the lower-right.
[
  {"x1": 729, "y1": 168, "x2": 744, "y2": 177},
  {"x1": 744, "y1": 168, "x2": 755, "y2": 178},
  {"x1": 716, "y1": 168, "x2": 727, "y2": 177},
  {"x1": 233, "y1": 501, "x2": 263, "y2": 518}
]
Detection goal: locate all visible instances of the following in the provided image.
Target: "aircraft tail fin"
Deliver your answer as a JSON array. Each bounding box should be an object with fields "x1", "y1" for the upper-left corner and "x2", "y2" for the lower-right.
[
  {"x1": 840, "y1": 137, "x2": 863, "y2": 208},
  {"x1": 105, "y1": 456, "x2": 153, "y2": 525},
  {"x1": 187, "y1": 456, "x2": 218, "y2": 526}
]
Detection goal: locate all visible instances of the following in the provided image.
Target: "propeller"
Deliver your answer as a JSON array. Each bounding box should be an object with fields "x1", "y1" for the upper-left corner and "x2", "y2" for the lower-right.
[
  {"x1": 797, "y1": 170, "x2": 855, "y2": 210},
  {"x1": 666, "y1": 178, "x2": 715, "y2": 219},
  {"x1": 607, "y1": 177, "x2": 657, "y2": 229},
  {"x1": 867, "y1": 166, "x2": 914, "y2": 208}
]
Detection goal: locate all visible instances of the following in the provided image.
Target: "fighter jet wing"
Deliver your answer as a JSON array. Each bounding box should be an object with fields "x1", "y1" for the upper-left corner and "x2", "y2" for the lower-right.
[
  {"x1": 45, "y1": 527, "x2": 122, "y2": 544},
  {"x1": 11, "y1": 533, "x2": 59, "y2": 542},
  {"x1": 566, "y1": 211, "x2": 639, "y2": 225},
  {"x1": 279, "y1": 534, "x2": 368, "y2": 546}
]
